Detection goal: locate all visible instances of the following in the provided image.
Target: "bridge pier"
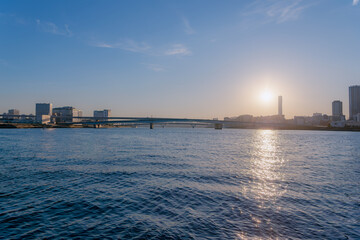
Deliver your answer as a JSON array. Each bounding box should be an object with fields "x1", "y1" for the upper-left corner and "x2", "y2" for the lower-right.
[
  {"x1": 150, "y1": 123, "x2": 154, "y2": 129},
  {"x1": 214, "y1": 123, "x2": 223, "y2": 130}
]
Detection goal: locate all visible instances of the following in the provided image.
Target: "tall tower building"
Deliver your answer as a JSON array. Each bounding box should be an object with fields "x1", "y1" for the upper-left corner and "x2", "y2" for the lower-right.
[
  {"x1": 278, "y1": 96, "x2": 283, "y2": 116},
  {"x1": 349, "y1": 85, "x2": 360, "y2": 120},
  {"x1": 332, "y1": 100, "x2": 343, "y2": 116}
]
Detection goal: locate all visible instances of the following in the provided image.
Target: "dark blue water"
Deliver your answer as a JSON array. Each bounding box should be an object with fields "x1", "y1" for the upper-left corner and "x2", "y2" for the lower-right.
[{"x1": 0, "y1": 128, "x2": 359, "y2": 239}]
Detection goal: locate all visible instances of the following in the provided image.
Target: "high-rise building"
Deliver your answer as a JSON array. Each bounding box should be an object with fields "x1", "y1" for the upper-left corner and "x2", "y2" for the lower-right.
[
  {"x1": 278, "y1": 96, "x2": 283, "y2": 116},
  {"x1": 332, "y1": 100, "x2": 343, "y2": 116},
  {"x1": 94, "y1": 109, "x2": 111, "y2": 121},
  {"x1": 36, "y1": 103, "x2": 52, "y2": 123},
  {"x1": 349, "y1": 85, "x2": 360, "y2": 120},
  {"x1": 53, "y1": 106, "x2": 83, "y2": 123}
]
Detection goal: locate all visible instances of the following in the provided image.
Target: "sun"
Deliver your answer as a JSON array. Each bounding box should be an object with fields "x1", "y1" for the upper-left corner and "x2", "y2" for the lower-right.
[{"x1": 260, "y1": 90, "x2": 273, "y2": 103}]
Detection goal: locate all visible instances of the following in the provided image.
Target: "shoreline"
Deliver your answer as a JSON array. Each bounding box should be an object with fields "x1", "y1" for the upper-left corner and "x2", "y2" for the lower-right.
[{"x1": 1, "y1": 123, "x2": 360, "y2": 132}]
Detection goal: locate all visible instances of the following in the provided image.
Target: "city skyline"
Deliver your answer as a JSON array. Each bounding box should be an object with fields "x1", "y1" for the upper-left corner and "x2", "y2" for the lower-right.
[
  {"x1": 1, "y1": 0, "x2": 360, "y2": 118},
  {"x1": 2, "y1": 86, "x2": 358, "y2": 121}
]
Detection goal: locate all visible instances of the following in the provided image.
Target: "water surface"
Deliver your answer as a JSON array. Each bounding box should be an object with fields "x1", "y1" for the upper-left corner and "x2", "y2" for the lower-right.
[{"x1": 0, "y1": 128, "x2": 359, "y2": 239}]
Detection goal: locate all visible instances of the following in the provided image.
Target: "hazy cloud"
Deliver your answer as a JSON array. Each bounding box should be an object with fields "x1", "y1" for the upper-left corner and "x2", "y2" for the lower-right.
[
  {"x1": 95, "y1": 43, "x2": 113, "y2": 48},
  {"x1": 93, "y1": 39, "x2": 151, "y2": 53},
  {"x1": 242, "y1": 0, "x2": 313, "y2": 24},
  {"x1": 182, "y1": 17, "x2": 195, "y2": 34},
  {"x1": 0, "y1": 13, "x2": 27, "y2": 25},
  {"x1": 165, "y1": 44, "x2": 192, "y2": 56},
  {"x1": 354, "y1": 0, "x2": 359, "y2": 6},
  {"x1": 36, "y1": 19, "x2": 72, "y2": 36},
  {"x1": 95, "y1": 41, "x2": 191, "y2": 57}
]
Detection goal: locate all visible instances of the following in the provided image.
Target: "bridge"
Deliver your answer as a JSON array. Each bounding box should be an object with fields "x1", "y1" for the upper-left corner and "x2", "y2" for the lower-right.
[
  {"x1": 69, "y1": 116, "x2": 225, "y2": 129},
  {"x1": 0, "y1": 114, "x2": 225, "y2": 129},
  {"x1": 0, "y1": 114, "x2": 293, "y2": 130}
]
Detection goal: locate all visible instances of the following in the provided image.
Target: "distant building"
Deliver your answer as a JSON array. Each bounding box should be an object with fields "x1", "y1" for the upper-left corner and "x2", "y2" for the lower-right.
[
  {"x1": 8, "y1": 109, "x2": 20, "y2": 120},
  {"x1": 331, "y1": 100, "x2": 345, "y2": 122},
  {"x1": 312, "y1": 113, "x2": 330, "y2": 125},
  {"x1": 236, "y1": 115, "x2": 254, "y2": 122},
  {"x1": 36, "y1": 103, "x2": 52, "y2": 117},
  {"x1": 254, "y1": 114, "x2": 285, "y2": 124},
  {"x1": 349, "y1": 85, "x2": 360, "y2": 120},
  {"x1": 332, "y1": 100, "x2": 343, "y2": 116},
  {"x1": 224, "y1": 115, "x2": 253, "y2": 122},
  {"x1": 355, "y1": 113, "x2": 360, "y2": 122},
  {"x1": 94, "y1": 109, "x2": 111, "y2": 121},
  {"x1": 278, "y1": 96, "x2": 283, "y2": 116},
  {"x1": 8, "y1": 109, "x2": 20, "y2": 115},
  {"x1": 37, "y1": 115, "x2": 51, "y2": 124},
  {"x1": 346, "y1": 112, "x2": 360, "y2": 127},
  {"x1": 294, "y1": 116, "x2": 308, "y2": 125},
  {"x1": 53, "y1": 106, "x2": 83, "y2": 123},
  {"x1": 36, "y1": 103, "x2": 52, "y2": 124},
  {"x1": 294, "y1": 114, "x2": 330, "y2": 126},
  {"x1": 312, "y1": 113, "x2": 322, "y2": 124}
]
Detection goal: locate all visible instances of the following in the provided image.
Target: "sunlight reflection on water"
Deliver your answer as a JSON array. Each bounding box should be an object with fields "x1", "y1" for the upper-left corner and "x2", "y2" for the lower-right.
[{"x1": 249, "y1": 130, "x2": 287, "y2": 206}]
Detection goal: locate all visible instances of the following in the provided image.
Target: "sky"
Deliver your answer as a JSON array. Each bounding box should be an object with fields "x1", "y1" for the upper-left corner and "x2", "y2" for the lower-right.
[{"x1": 0, "y1": 0, "x2": 359, "y2": 119}]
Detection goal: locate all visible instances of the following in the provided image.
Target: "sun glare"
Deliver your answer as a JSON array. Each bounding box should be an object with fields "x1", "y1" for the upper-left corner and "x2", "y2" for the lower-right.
[{"x1": 260, "y1": 90, "x2": 273, "y2": 103}]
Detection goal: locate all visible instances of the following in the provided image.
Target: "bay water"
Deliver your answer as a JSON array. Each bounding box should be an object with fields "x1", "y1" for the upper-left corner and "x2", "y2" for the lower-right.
[{"x1": 0, "y1": 128, "x2": 359, "y2": 239}]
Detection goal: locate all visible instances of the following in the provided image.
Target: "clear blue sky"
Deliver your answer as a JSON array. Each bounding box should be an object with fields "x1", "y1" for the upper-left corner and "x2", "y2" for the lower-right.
[{"x1": 1, "y1": 0, "x2": 359, "y2": 118}]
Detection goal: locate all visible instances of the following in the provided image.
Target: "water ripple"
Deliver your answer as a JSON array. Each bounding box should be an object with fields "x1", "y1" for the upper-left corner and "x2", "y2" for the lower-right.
[{"x1": 0, "y1": 128, "x2": 359, "y2": 239}]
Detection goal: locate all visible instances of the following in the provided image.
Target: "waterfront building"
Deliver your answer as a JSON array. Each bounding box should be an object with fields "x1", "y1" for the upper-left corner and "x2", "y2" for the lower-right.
[
  {"x1": 52, "y1": 106, "x2": 83, "y2": 123},
  {"x1": 36, "y1": 103, "x2": 52, "y2": 124},
  {"x1": 224, "y1": 115, "x2": 254, "y2": 122},
  {"x1": 94, "y1": 109, "x2": 111, "y2": 121},
  {"x1": 8, "y1": 109, "x2": 20, "y2": 120},
  {"x1": 236, "y1": 115, "x2": 254, "y2": 122},
  {"x1": 294, "y1": 114, "x2": 330, "y2": 126},
  {"x1": 331, "y1": 100, "x2": 345, "y2": 122},
  {"x1": 254, "y1": 114, "x2": 285, "y2": 124},
  {"x1": 294, "y1": 116, "x2": 307, "y2": 125},
  {"x1": 355, "y1": 113, "x2": 360, "y2": 122},
  {"x1": 332, "y1": 100, "x2": 343, "y2": 116},
  {"x1": 37, "y1": 115, "x2": 51, "y2": 124},
  {"x1": 311, "y1": 113, "x2": 330, "y2": 125},
  {"x1": 8, "y1": 109, "x2": 20, "y2": 115},
  {"x1": 349, "y1": 85, "x2": 360, "y2": 120},
  {"x1": 278, "y1": 96, "x2": 283, "y2": 116}
]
